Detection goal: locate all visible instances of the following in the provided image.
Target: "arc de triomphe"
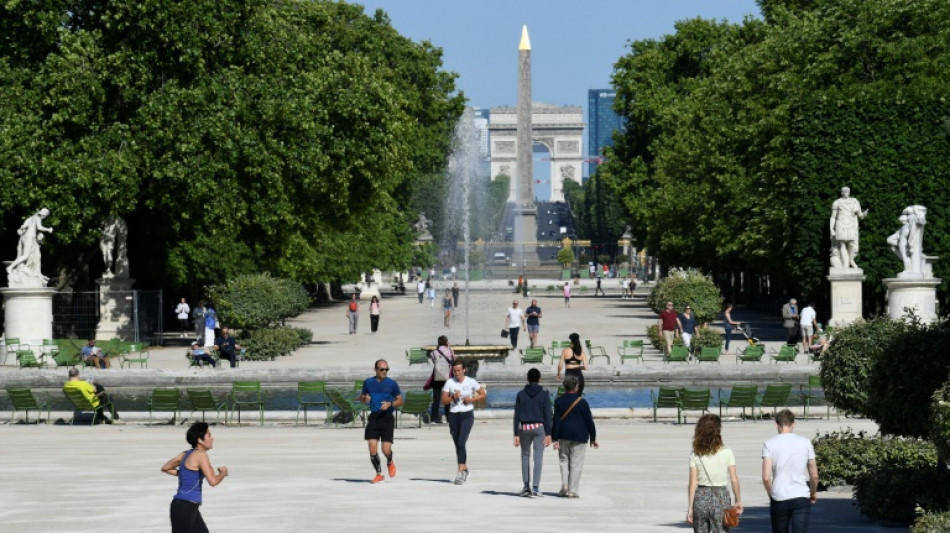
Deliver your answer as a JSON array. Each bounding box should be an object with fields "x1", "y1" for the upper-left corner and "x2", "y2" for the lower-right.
[{"x1": 489, "y1": 104, "x2": 584, "y2": 203}]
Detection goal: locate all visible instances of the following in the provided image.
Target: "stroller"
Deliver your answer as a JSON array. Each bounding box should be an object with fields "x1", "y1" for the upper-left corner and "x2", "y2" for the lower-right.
[{"x1": 735, "y1": 322, "x2": 762, "y2": 346}]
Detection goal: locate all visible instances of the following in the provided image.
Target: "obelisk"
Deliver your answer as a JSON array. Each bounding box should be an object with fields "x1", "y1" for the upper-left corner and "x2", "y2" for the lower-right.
[{"x1": 516, "y1": 25, "x2": 533, "y2": 212}]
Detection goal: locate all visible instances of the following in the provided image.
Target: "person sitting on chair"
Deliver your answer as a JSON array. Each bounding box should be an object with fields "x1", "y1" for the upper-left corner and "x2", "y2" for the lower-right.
[
  {"x1": 213, "y1": 327, "x2": 241, "y2": 368},
  {"x1": 187, "y1": 342, "x2": 217, "y2": 368},
  {"x1": 63, "y1": 367, "x2": 119, "y2": 423},
  {"x1": 80, "y1": 338, "x2": 110, "y2": 369}
]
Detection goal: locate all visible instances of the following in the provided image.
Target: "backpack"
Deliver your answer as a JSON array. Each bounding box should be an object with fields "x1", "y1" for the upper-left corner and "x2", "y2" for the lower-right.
[{"x1": 349, "y1": 301, "x2": 358, "y2": 312}]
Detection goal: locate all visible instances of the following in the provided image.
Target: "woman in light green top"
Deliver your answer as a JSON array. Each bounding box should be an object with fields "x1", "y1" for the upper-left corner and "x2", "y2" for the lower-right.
[{"x1": 687, "y1": 414, "x2": 743, "y2": 532}]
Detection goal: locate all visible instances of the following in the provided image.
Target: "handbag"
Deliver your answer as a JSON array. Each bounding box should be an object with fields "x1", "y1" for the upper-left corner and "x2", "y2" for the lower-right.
[
  {"x1": 500, "y1": 329, "x2": 509, "y2": 338},
  {"x1": 423, "y1": 369, "x2": 435, "y2": 391},
  {"x1": 698, "y1": 457, "x2": 740, "y2": 529}
]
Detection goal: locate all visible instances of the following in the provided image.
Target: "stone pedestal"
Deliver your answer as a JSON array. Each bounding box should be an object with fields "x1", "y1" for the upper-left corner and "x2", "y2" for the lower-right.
[
  {"x1": 884, "y1": 277, "x2": 942, "y2": 323},
  {"x1": 1, "y1": 287, "x2": 56, "y2": 350},
  {"x1": 827, "y1": 269, "x2": 865, "y2": 327},
  {"x1": 96, "y1": 277, "x2": 135, "y2": 340}
]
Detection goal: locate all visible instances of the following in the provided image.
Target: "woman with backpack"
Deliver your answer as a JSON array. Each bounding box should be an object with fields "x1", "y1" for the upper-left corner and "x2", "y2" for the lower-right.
[{"x1": 428, "y1": 335, "x2": 454, "y2": 424}]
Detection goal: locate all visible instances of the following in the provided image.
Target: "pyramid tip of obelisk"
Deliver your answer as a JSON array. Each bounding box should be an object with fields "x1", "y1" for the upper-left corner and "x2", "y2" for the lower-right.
[{"x1": 519, "y1": 25, "x2": 531, "y2": 51}]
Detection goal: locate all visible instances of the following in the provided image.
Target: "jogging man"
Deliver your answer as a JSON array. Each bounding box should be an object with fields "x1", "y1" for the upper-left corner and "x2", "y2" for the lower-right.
[{"x1": 360, "y1": 359, "x2": 403, "y2": 483}]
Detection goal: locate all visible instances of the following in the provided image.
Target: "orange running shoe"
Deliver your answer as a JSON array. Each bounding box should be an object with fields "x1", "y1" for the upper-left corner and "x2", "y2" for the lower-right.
[
  {"x1": 372, "y1": 474, "x2": 385, "y2": 484},
  {"x1": 388, "y1": 462, "x2": 397, "y2": 478}
]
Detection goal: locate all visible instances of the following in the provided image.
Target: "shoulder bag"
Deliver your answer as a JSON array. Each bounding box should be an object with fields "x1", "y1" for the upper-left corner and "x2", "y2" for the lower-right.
[{"x1": 697, "y1": 457, "x2": 740, "y2": 529}]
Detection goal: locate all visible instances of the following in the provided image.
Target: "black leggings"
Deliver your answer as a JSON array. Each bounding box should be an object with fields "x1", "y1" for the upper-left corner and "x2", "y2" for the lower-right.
[
  {"x1": 448, "y1": 410, "x2": 475, "y2": 464},
  {"x1": 170, "y1": 499, "x2": 208, "y2": 533},
  {"x1": 430, "y1": 381, "x2": 447, "y2": 423},
  {"x1": 566, "y1": 368, "x2": 585, "y2": 396}
]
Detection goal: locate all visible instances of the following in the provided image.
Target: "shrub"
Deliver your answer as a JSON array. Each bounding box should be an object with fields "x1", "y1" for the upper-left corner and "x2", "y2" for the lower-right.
[
  {"x1": 820, "y1": 317, "x2": 909, "y2": 417},
  {"x1": 812, "y1": 428, "x2": 879, "y2": 488},
  {"x1": 853, "y1": 439, "x2": 942, "y2": 524},
  {"x1": 646, "y1": 323, "x2": 682, "y2": 351},
  {"x1": 557, "y1": 247, "x2": 575, "y2": 266},
  {"x1": 647, "y1": 270, "x2": 722, "y2": 324},
  {"x1": 240, "y1": 326, "x2": 305, "y2": 360},
  {"x1": 913, "y1": 510, "x2": 950, "y2": 533},
  {"x1": 929, "y1": 380, "x2": 950, "y2": 462},
  {"x1": 208, "y1": 274, "x2": 310, "y2": 330},
  {"x1": 293, "y1": 327, "x2": 313, "y2": 347},
  {"x1": 689, "y1": 325, "x2": 722, "y2": 357}
]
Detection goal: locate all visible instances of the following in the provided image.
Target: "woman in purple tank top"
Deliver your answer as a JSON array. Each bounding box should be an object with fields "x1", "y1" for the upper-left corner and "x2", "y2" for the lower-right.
[{"x1": 161, "y1": 422, "x2": 229, "y2": 533}]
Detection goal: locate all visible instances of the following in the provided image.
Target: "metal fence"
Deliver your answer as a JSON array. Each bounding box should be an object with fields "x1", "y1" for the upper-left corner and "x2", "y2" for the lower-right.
[{"x1": 52, "y1": 290, "x2": 163, "y2": 343}]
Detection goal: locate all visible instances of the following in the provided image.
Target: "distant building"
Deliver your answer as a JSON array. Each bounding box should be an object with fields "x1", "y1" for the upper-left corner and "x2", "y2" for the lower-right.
[
  {"x1": 587, "y1": 89, "x2": 624, "y2": 178},
  {"x1": 471, "y1": 107, "x2": 491, "y2": 178}
]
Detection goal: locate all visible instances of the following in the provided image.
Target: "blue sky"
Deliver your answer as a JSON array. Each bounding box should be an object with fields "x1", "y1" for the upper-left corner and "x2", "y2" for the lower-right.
[{"x1": 359, "y1": 0, "x2": 761, "y2": 108}]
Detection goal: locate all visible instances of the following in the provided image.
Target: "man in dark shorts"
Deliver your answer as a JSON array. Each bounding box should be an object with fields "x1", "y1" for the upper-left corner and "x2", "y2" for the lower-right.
[
  {"x1": 360, "y1": 359, "x2": 403, "y2": 483},
  {"x1": 525, "y1": 299, "x2": 542, "y2": 348}
]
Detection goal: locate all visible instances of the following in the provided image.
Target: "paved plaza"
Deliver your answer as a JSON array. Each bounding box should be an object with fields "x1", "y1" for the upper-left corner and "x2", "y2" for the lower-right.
[{"x1": 0, "y1": 281, "x2": 899, "y2": 531}]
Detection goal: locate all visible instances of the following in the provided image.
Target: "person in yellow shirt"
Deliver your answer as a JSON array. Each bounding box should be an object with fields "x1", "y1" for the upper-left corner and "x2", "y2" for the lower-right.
[{"x1": 63, "y1": 367, "x2": 119, "y2": 423}]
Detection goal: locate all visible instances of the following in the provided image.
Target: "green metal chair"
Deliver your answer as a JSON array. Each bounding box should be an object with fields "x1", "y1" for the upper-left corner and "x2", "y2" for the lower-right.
[
  {"x1": 549, "y1": 340, "x2": 571, "y2": 364},
  {"x1": 678, "y1": 388, "x2": 711, "y2": 424},
  {"x1": 756, "y1": 383, "x2": 793, "y2": 420},
  {"x1": 3, "y1": 337, "x2": 21, "y2": 366},
  {"x1": 406, "y1": 348, "x2": 430, "y2": 366},
  {"x1": 17, "y1": 349, "x2": 47, "y2": 369},
  {"x1": 398, "y1": 390, "x2": 432, "y2": 428},
  {"x1": 63, "y1": 388, "x2": 116, "y2": 425},
  {"x1": 186, "y1": 389, "x2": 228, "y2": 424},
  {"x1": 718, "y1": 385, "x2": 758, "y2": 420},
  {"x1": 296, "y1": 381, "x2": 330, "y2": 426},
  {"x1": 147, "y1": 388, "x2": 181, "y2": 425},
  {"x1": 617, "y1": 339, "x2": 644, "y2": 364},
  {"x1": 801, "y1": 375, "x2": 838, "y2": 420},
  {"x1": 520, "y1": 347, "x2": 546, "y2": 365},
  {"x1": 584, "y1": 340, "x2": 610, "y2": 364},
  {"x1": 736, "y1": 344, "x2": 765, "y2": 364},
  {"x1": 650, "y1": 386, "x2": 683, "y2": 423},
  {"x1": 771, "y1": 345, "x2": 798, "y2": 364},
  {"x1": 666, "y1": 344, "x2": 690, "y2": 364},
  {"x1": 121, "y1": 343, "x2": 150, "y2": 368},
  {"x1": 6, "y1": 387, "x2": 52, "y2": 423},
  {"x1": 326, "y1": 389, "x2": 368, "y2": 427},
  {"x1": 695, "y1": 346, "x2": 722, "y2": 364},
  {"x1": 229, "y1": 381, "x2": 266, "y2": 425},
  {"x1": 52, "y1": 340, "x2": 82, "y2": 367}
]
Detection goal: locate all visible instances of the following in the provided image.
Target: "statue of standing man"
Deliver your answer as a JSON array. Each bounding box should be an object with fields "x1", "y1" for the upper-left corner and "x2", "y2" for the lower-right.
[
  {"x1": 830, "y1": 187, "x2": 868, "y2": 270},
  {"x1": 100, "y1": 215, "x2": 129, "y2": 278}
]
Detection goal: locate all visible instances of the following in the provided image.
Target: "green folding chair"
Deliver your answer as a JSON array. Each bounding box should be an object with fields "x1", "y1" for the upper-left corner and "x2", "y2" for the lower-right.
[
  {"x1": 771, "y1": 345, "x2": 798, "y2": 364},
  {"x1": 736, "y1": 344, "x2": 765, "y2": 364},
  {"x1": 6, "y1": 387, "x2": 52, "y2": 423},
  {"x1": 651, "y1": 386, "x2": 683, "y2": 423},
  {"x1": 718, "y1": 385, "x2": 758, "y2": 420},
  {"x1": 678, "y1": 388, "x2": 711, "y2": 424},
  {"x1": 666, "y1": 344, "x2": 690, "y2": 364},
  {"x1": 585, "y1": 340, "x2": 610, "y2": 364},
  {"x1": 618, "y1": 340, "x2": 644, "y2": 364},
  {"x1": 398, "y1": 391, "x2": 432, "y2": 428},
  {"x1": 756, "y1": 383, "x2": 792, "y2": 420},
  {"x1": 147, "y1": 388, "x2": 181, "y2": 425},
  {"x1": 229, "y1": 381, "x2": 266, "y2": 426},
  {"x1": 296, "y1": 381, "x2": 330, "y2": 426},
  {"x1": 520, "y1": 347, "x2": 546, "y2": 365},
  {"x1": 186, "y1": 389, "x2": 228, "y2": 424}
]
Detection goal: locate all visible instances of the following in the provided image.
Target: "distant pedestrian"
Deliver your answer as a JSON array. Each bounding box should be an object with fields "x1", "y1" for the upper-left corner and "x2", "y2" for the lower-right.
[
  {"x1": 557, "y1": 333, "x2": 589, "y2": 395},
  {"x1": 175, "y1": 298, "x2": 191, "y2": 338},
  {"x1": 504, "y1": 299, "x2": 526, "y2": 348},
  {"x1": 799, "y1": 302, "x2": 817, "y2": 355},
  {"x1": 762, "y1": 409, "x2": 819, "y2": 533},
  {"x1": 417, "y1": 279, "x2": 425, "y2": 304},
  {"x1": 192, "y1": 301, "x2": 206, "y2": 344},
  {"x1": 563, "y1": 282, "x2": 571, "y2": 308},
  {"x1": 513, "y1": 368, "x2": 552, "y2": 497},
  {"x1": 369, "y1": 295, "x2": 381, "y2": 333},
  {"x1": 346, "y1": 294, "x2": 359, "y2": 334},
  {"x1": 522, "y1": 277, "x2": 529, "y2": 298},
  {"x1": 202, "y1": 305, "x2": 217, "y2": 348},
  {"x1": 162, "y1": 422, "x2": 228, "y2": 533},
  {"x1": 442, "y1": 360, "x2": 486, "y2": 485},
  {"x1": 594, "y1": 275, "x2": 605, "y2": 297},
  {"x1": 360, "y1": 359, "x2": 402, "y2": 483},
  {"x1": 658, "y1": 301, "x2": 681, "y2": 357},
  {"x1": 552, "y1": 375, "x2": 597, "y2": 498},
  {"x1": 428, "y1": 335, "x2": 455, "y2": 424},
  {"x1": 525, "y1": 299, "x2": 542, "y2": 348},
  {"x1": 427, "y1": 281, "x2": 436, "y2": 307},
  {"x1": 452, "y1": 282, "x2": 460, "y2": 308},
  {"x1": 443, "y1": 290, "x2": 453, "y2": 327},
  {"x1": 781, "y1": 299, "x2": 799, "y2": 345},
  {"x1": 722, "y1": 303, "x2": 740, "y2": 354},
  {"x1": 450, "y1": 265, "x2": 457, "y2": 280},
  {"x1": 621, "y1": 278, "x2": 630, "y2": 299},
  {"x1": 687, "y1": 414, "x2": 743, "y2": 532},
  {"x1": 588, "y1": 263, "x2": 595, "y2": 279},
  {"x1": 679, "y1": 305, "x2": 697, "y2": 348}
]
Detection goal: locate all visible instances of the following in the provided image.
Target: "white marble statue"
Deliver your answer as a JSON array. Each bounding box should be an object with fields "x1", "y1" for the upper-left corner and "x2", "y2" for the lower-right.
[
  {"x1": 887, "y1": 205, "x2": 928, "y2": 278},
  {"x1": 829, "y1": 187, "x2": 868, "y2": 270},
  {"x1": 414, "y1": 213, "x2": 433, "y2": 241},
  {"x1": 5, "y1": 208, "x2": 53, "y2": 287},
  {"x1": 101, "y1": 215, "x2": 129, "y2": 278}
]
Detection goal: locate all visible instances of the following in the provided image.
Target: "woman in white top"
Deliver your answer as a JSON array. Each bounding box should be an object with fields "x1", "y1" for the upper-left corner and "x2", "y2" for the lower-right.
[
  {"x1": 175, "y1": 298, "x2": 191, "y2": 337},
  {"x1": 441, "y1": 360, "x2": 485, "y2": 485},
  {"x1": 687, "y1": 414, "x2": 743, "y2": 532},
  {"x1": 369, "y1": 296, "x2": 381, "y2": 333}
]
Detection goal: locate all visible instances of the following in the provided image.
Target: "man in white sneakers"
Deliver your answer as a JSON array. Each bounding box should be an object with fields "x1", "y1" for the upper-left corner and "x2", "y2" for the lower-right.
[{"x1": 762, "y1": 409, "x2": 819, "y2": 533}]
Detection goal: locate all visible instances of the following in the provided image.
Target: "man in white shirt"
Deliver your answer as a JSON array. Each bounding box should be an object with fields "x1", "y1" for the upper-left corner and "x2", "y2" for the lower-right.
[
  {"x1": 416, "y1": 279, "x2": 425, "y2": 304},
  {"x1": 504, "y1": 300, "x2": 526, "y2": 349},
  {"x1": 762, "y1": 409, "x2": 819, "y2": 533},
  {"x1": 799, "y1": 303, "x2": 818, "y2": 354}
]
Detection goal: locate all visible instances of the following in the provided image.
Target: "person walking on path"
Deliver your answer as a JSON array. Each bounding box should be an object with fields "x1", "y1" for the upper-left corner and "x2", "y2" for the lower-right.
[
  {"x1": 679, "y1": 305, "x2": 698, "y2": 348},
  {"x1": 504, "y1": 299, "x2": 526, "y2": 349},
  {"x1": 513, "y1": 368, "x2": 552, "y2": 497},
  {"x1": 522, "y1": 277, "x2": 529, "y2": 299},
  {"x1": 594, "y1": 275, "x2": 605, "y2": 297},
  {"x1": 687, "y1": 414, "x2": 743, "y2": 532},
  {"x1": 799, "y1": 302, "x2": 818, "y2": 355},
  {"x1": 442, "y1": 360, "x2": 486, "y2": 485},
  {"x1": 525, "y1": 299, "x2": 542, "y2": 348},
  {"x1": 659, "y1": 301, "x2": 682, "y2": 357},
  {"x1": 762, "y1": 409, "x2": 819, "y2": 533},
  {"x1": 428, "y1": 336, "x2": 454, "y2": 424},
  {"x1": 417, "y1": 279, "x2": 425, "y2": 304},
  {"x1": 452, "y1": 282, "x2": 460, "y2": 308},
  {"x1": 369, "y1": 295, "x2": 381, "y2": 333},
  {"x1": 346, "y1": 294, "x2": 359, "y2": 334},
  {"x1": 722, "y1": 304, "x2": 741, "y2": 354},
  {"x1": 442, "y1": 290, "x2": 453, "y2": 327},
  {"x1": 781, "y1": 299, "x2": 799, "y2": 346},
  {"x1": 563, "y1": 282, "x2": 571, "y2": 308},
  {"x1": 427, "y1": 281, "x2": 436, "y2": 307},
  {"x1": 552, "y1": 375, "x2": 597, "y2": 498},
  {"x1": 175, "y1": 298, "x2": 191, "y2": 338},
  {"x1": 161, "y1": 422, "x2": 228, "y2": 533},
  {"x1": 360, "y1": 359, "x2": 403, "y2": 484},
  {"x1": 557, "y1": 333, "x2": 589, "y2": 395}
]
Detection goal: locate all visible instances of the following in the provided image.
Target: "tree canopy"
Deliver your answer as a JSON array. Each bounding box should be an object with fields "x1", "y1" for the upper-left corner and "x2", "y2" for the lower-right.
[
  {"x1": 607, "y1": 0, "x2": 950, "y2": 305},
  {"x1": 0, "y1": 1, "x2": 465, "y2": 291}
]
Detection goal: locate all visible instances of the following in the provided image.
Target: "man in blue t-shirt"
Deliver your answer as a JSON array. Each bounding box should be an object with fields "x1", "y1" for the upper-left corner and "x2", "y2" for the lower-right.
[
  {"x1": 525, "y1": 299, "x2": 542, "y2": 348},
  {"x1": 360, "y1": 359, "x2": 403, "y2": 483}
]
